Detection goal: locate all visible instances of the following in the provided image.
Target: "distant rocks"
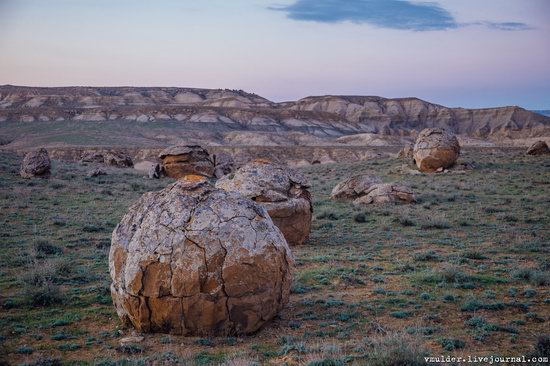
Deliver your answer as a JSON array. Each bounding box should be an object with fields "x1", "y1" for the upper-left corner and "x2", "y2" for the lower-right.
[
  {"x1": 81, "y1": 150, "x2": 133, "y2": 168},
  {"x1": 212, "y1": 152, "x2": 235, "y2": 179},
  {"x1": 216, "y1": 160, "x2": 312, "y2": 246},
  {"x1": 159, "y1": 145, "x2": 214, "y2": 179},
  {"x1": 331, "y1": 174, "x2": 415, "y2": 205},
  {"x1": 398, "y1": 143, "x2": 414, "y2": 160},
  {"x1": 109, "y1": 176, "x2": 293, "y2": 335},
  {"x1": 20, "y1": 148, "x2": 51, "y2": 179},
  {"x1": 526, "y1": 140, "x2": 550, "y2": 156},
  {"x1": 413, "y1": 128, "x2": 460, "y2": 173},
  {"x1": 87, "y1": 168, "x2": 107, "y2": 177}
]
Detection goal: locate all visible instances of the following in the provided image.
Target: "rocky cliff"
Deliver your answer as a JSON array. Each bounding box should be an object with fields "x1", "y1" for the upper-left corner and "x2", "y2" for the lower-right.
[{"x1": 1, "y1": 86, "x2": 548, "y2": 141}]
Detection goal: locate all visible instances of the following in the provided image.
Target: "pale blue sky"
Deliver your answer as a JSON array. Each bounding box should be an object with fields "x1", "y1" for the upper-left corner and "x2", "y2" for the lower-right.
[{"x1": 0, "y1": 0, "x2": 549, "y2": 109}]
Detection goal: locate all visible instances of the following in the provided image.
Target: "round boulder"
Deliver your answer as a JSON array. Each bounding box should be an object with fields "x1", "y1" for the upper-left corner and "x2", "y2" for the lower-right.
[
  {"x1": 20, "y1": 148, "x2": 51, "y2": 179},
  {"x1": 413, "y1": 128, "x2": 460, "y2": 172},
  {"x1": 104, "y1": 151, "x2": 133, "y2": 168},
  {"x1": 354, "y1": 183, "x2": 416, "y2": 204},
  {"x1": 159, "y1": 145, "x2": 214, "y2": 179},
  {"x1": 109, "y1": 175, "x2": 293, "y2": 336},
  {"x1": 215, "y1": 160, "x2": 312, "y2": 246},
  {"x1": 330, "y1": 175, "x2": 382, "y2": 201},
  {"x1": 526, "y1": 140, "x2": 550, "y2": 156}
]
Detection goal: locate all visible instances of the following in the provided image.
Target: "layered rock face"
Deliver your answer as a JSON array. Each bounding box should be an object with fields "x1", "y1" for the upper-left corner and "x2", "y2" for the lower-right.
[
  {"x1": 109, "y1": 176, "x2": 293, "y2": 335},
  {"x1": 20, "y1": 148, "x2": 51, "y2": 178},
  {"x1": 216, "y1": 160, "x2": 312, "y2": 246},
  {"x1": 413, "y1": 128, "x2": 460, "y2": 172},
  {"x1": 331, "y1": 175, "x2": 415, "y2": 205},
  {"x1": 526, "y1": 140, "x2": 550, "y2": 155},
  {"x1": 159, "y1": 145, "x2": 214, "y2": 179}
]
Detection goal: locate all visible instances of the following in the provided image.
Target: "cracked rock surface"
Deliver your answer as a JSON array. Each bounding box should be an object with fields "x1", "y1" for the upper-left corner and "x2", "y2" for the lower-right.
[
  {"x1": 159, "y1": 145, "x2": 214, "y2": 179},
  {"x1": 215, "y1": 160, "x2": 312, "y2": 246},
  {"x1": 331, "y1": 175, "x2": 415, "y2": 204},
  {"x1": 413, "y1": 128, "x2": 460, "y2": 172},
  {"x1": 20, "y1": 148, "x2": 51, "y2": 179},
  {"x1": 109, "y1": 175, "x2": 294, "y2": 336}
]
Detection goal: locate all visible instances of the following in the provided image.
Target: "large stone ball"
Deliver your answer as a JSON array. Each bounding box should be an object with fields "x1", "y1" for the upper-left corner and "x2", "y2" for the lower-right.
[
  {"x1": 109, "y1": 176, "x2": 293, "y2": 336},
  {"x1": 20, "y1": 148, "x2": 51, "y2": 179},
  {"x1": 413, "y1": 128, "x2": 460, "y2": 172},
  {"x1": 215, "y1": 160, "x2": 312, "y2": 246},
  {"x1": 158, "y1": 145, "x2": 214, "y2": 178}
]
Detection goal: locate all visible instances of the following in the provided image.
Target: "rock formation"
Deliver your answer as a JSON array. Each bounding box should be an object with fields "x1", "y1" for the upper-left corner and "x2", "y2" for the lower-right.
[
  {"x1": 159, "y1": 145, "x2": 214, "y2": 179},
  {"x1": 331, "y1": 175, "x2": 415, "y2": 205},
  {"x1": 216, "y1": 160, "x2": 312, "y2": 245},
  {"x1": 526, "y1": 140, "x2": 550, "y2": 155},
  {"x1": 20, "y1": 148, "x2": 51, "y2": 178},
  {"x1": 413, "y1": 128, "x2": 460, "y2": 172},
  {"x1": 398, "y1": 144, "x2": 414, "y2": 160},
  {"x1": 148, "y1": 163, "x2": 164, "y2": 179},
  {"x1": 213, "y1": 152, "x2": 235, "y2": 179},
  {"x1": 330, "y1": 175, "x2": 383, "y2": 201},
  {"x1": 109, "y1": 175, "x2": 293, "y2": 336},
  {"x1": 87, "y1": 168, "x2": 106, "y2": 177},
  {"x1": 80, "y1": 150, "x2": 133, "y2": 168}
]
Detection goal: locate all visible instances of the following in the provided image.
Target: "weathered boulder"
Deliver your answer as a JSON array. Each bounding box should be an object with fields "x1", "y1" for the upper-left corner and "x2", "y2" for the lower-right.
[
  {"x1": 330, "y1": 175, "x2": 383, "y2": 201},
  {"x1": 80, "y1": 150, "x2": 133, "y2": 168},
  {"x1": 526, "y1": 140, "x2": 550, "y2": 156},
  {"x1": 87, "y1": 168, "x2": 107, "y2": 177},
  {"x1": 104, "y1": 151, "x2": 133, "y2": 168},
  {"x1": 159, "y1": 145, "x2": 214, "y2": 179},
  {"x1": 109, "y1": 176, "x2": 293, "y2": 336},
  {"x1": 213, "y1": 152, "x2": 235, "y2": 179},
  {"x1": 216, "y1": 160, "x2": 312, "y2": 246},
  {"x1": 331, "y1": 175, "x2": 415, "y2": 205},
  {"x1": 413, "y1": 128, "x2": 460, "y2": 172},
  {"x1": 354, "y1": 183, "x2": 416, "y2": 204},
  {"x1": 20, "y1": 148, "x2": 51, "y2": 179},
  {"x1": 148, "y1": 163, "x2": 164, "y2": 179}
]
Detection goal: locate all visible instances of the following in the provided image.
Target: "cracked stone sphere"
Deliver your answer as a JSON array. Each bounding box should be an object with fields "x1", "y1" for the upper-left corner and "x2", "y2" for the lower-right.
[
  {"x1": 413, "y1": 128, "x2": 460, "y2": 172},
  {"x1": 215, "y1": 160, "x2": 312, "y2": 246},
  {"x1": 109, "y1": 175, "x2": 294, "y2": 336}
]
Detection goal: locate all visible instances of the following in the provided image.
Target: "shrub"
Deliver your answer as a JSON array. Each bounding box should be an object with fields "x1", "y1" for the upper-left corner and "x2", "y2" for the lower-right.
[
  {"x1": 353, "y1": 213, "x2": 367, "y2": 223},
  {"x1": 33, "y1": 240, "x2": 63, "y2": 256},
  {"x1": 366, "y1": 333, "x2": 429, "y2": 366},
  {"x1": 25, "y1": 283, "x2": 64, "y2": 307},
  {"x1": 439, "y1": 338, "x2": 465, "y2": 351}
]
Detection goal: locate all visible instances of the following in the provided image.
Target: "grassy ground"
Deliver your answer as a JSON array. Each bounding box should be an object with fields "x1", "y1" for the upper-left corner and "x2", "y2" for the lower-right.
[{"x1": 0, "y1": 149, "x2": 549, "y2": 365}]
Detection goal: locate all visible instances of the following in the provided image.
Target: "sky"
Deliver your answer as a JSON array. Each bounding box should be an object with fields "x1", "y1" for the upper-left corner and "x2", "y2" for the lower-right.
[{"x1": 0, "y1": 0, "x2": 549, "y2": 109}]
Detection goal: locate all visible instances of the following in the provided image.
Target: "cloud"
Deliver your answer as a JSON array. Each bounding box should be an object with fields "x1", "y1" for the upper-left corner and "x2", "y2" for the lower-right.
[{"x1": 271, "y1": 0, "x2": 531, "y2": 32}]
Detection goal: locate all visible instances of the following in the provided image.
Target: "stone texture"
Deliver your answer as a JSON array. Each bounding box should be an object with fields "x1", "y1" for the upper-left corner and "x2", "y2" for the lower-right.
[
  {"x1": 109, "y1": 176, "x2": 293, "y2": 336},
  {"x1": 526, "y1": 140, "x2": 550, "y2": 155},
  {"x1": 331, "y1": 175, "x2": 415, "y2": 205},
  {"x1": 159, "y1": 145, "x2": 214, "y2": 179},
  {"x1": 213, "y1": 152, "x2": 235, "y2": 179},
  {"x1": 398, "y1": 143, "x2": 414, "y2": 160},
  {"x1": 330, "y1": 175, "x2": 383, "y2": 201},
  {"x1": 413, "y1": 128, "x2": 460, "y2": 172},
  {"x1": 20, "y1": 148, "x2": 51, "y2": 179},
  {"x1": 216, "y1": 160, "x2": 312, "y2": 246}
]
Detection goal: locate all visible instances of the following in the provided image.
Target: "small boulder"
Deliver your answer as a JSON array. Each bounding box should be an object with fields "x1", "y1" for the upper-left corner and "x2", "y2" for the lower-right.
[
  {"x1": 80, "y1": 151, "x2": 105, "y2": 164},
  {"x1": 87, "y1": 168, "x2": 107, "y2": 177},
  {"x1": 148, "y1": 163, "x2": 164, "y2": 179},
  {"x1": 526, "y1": 140, "x2": 550, "y2": 156},
  {"x1": 398, "y1": 143, "x2": 414, "y2": 160},
  {"x1": 216, "y1": 160, "x2": 312, "y2": 246},
  {"x1": 331, "y1": 175, "x2": 415, "y2": 205},
  {"x1": 20, "y1": 148, "x2": 51, "y2": 179},
  {"x1": 413, "y1": 128, "x2": 460, "y2": 172},
  {"x1": 212, "y1": 152, "x2": 235, "y2": 179},
  {"x1": 159, "y1": 145, "x2": 214, "y2": 179},
  {"x1": 354, "y1": 183, "x2": 416, "y2": 204},
  {"x1": 104, "y1": 151, "x2": 133, "y2": 168},
  {"x1": 109, "y1": 176, "x2": 293, "y2": 335},
  {"x1": 330, "y1": 175, "x2": 383, "y2": 201}
]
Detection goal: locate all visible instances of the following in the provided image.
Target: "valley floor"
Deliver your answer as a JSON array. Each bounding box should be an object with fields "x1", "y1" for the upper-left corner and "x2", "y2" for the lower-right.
[{"x1": 0, "y1": 150, "x2": 549, "y2": 365}]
